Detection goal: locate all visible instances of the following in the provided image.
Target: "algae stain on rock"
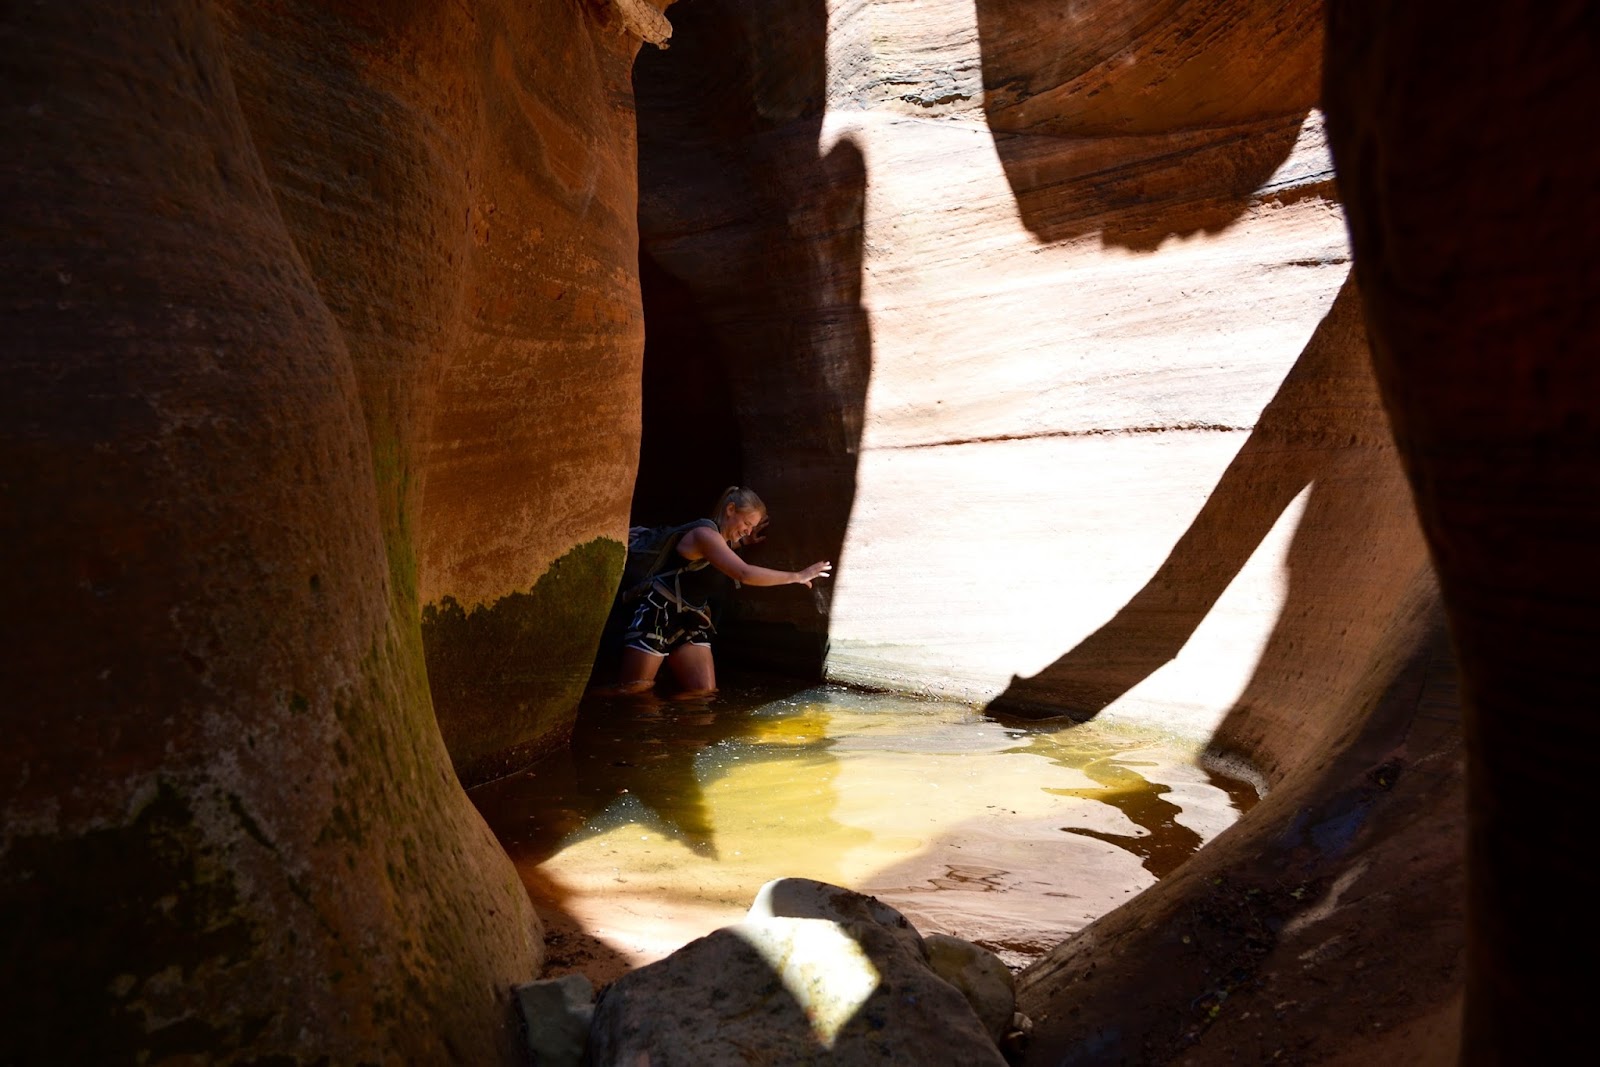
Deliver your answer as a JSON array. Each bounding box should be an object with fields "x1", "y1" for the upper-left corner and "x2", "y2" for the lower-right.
[
  {"x1": 422, "y1": 536, "x2": 623, "y2": 786},
  {"x1": 0, "y1": 781, "x2": 267, "y2": 1064}
]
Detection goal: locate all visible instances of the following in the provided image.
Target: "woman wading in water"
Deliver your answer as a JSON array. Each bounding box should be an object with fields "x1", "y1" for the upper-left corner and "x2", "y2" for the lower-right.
[{"x1": 610, "y1": 486, "x2": 831, "y2": 697}]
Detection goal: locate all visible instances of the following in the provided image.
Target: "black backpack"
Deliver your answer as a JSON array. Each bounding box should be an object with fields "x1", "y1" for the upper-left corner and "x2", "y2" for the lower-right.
[{"x1": 618, "y1": 518, "x2": 718, "y2": 603}]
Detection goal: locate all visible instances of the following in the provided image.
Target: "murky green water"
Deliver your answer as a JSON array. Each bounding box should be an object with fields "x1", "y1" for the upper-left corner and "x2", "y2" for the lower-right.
[{"x1": 471, "y1": 681, "x2": 1259, "y2": 981}]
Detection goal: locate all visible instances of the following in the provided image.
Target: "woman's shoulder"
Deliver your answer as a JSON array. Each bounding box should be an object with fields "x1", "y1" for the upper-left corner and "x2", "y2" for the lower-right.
[{"x1": 675, "y1": 519, "x2": 721, "y2": 557}]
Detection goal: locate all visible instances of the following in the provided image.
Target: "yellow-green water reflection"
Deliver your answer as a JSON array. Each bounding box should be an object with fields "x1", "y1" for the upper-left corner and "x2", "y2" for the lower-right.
[{"x1": 471, "y1": 683, "x2": 1258, "y2": 979}]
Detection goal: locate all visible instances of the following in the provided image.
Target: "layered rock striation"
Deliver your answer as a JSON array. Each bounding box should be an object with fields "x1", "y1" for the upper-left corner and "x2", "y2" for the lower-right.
[
  {"x1": 634, "y1": 0, "x2": 1405, "y2": 741},
  {"x1": 210, "y1": 0, "x2": 647, "y2": 784},
  {"x1": 2, "y1": 0, "x2": 657, "y2": 1059}
]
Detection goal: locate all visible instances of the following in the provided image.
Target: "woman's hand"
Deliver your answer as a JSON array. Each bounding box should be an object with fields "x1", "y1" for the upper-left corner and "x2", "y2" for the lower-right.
[
  {"x1": 795, "y1": 561, "x2": 832, "y2": 588},
  {"x1": 738, "y1": 516, "x2": 770, "y2": 548}
]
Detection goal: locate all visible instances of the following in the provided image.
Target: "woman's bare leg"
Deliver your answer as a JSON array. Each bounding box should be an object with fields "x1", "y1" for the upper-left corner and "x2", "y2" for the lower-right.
[
  {"x1": 612, "y1": 647, "x2": 665, "y2": 694},
  {"x1": 667, "y1": 643, "x2": 716, "y2": 697}
]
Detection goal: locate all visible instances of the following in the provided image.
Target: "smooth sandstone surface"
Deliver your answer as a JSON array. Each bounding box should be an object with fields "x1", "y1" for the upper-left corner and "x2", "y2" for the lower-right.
[
  {"x1": 11, "y1": 0, "x2": 1589, "y2": 1061},
  {"x1": 632, "y1": 3, "x2": 1462, "y2": 1064},
  {"x1": 3, "y1": 0, "x2": 658, "y2": 1061},
  {"x1": 211, "y1": 0, "x2": 647, "y2": 786},
  {"x1": 633, "y1": 0, "x2": 1414, "y2": 750}
]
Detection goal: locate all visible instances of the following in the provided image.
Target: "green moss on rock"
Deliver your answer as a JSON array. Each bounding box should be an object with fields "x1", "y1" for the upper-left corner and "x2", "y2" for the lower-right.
[{"x1": 421, "y1": 536, "x2": 623, "y2": 785}]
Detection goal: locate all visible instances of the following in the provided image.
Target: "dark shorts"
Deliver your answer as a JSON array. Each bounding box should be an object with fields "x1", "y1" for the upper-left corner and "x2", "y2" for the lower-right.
[{"x1": 622, "y1": 588, "x2": 713, "y2": 657}]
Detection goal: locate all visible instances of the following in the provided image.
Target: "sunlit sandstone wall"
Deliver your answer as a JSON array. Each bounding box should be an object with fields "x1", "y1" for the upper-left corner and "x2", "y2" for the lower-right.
[
  {"x1": 213, "y1": 0, "x2": 647, "y2": 785},
  {"x1": 2, "y1": 0, "x2": 653, "y2": 1059},
  {"x1": 635, "y1": 7, "x2": 1469, "y2": 1062},
  {"x1": 1016, "y1": 3, "x2": 1600, "y2": 1061},
  {"x1": 638, "y1": 0, "x2": 1435, "y2": 744}
]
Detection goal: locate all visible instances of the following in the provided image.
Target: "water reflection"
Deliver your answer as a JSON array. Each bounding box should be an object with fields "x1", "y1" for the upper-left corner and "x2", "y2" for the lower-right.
[
  {"x1": 472, "y1": 683, "x2": 1260, "y2": 979},
  {"x1": 996, "y1": 722, "x2": 1261, "y2": 878},
  {"x1": 474, "y1": 680, "x2": 829, "y2": 865}
]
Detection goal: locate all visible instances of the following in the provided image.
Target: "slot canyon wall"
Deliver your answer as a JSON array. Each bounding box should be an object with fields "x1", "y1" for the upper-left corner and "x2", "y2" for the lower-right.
[
  {"x1": 635, "y1": 0, "x2": 1436, "y2": 746},
  {"x1": 1324, "y1": 4, "x2": 1599, "y2": 1061},
  {"x1": 633, "y1": 4, "x2": 1470, "y2": 1062},
  {"x1": 2, "y1": 0, "x2": 658, "y2": 1060},
  {"x1": 1012, "y1": 3, "x2": 1599, "y2": 1063},
  {"x1": 5, "y1": 0, "x2": 1593, "y2": 1062}
]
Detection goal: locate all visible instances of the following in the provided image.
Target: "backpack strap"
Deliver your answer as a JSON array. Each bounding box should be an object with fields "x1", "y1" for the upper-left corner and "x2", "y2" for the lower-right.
[
  {"x1": 621, "y1": 518, "x2": 720, "y2": 604},
  {"x1": 646, "y1": 517, "x2": 718, "y2": 581}
]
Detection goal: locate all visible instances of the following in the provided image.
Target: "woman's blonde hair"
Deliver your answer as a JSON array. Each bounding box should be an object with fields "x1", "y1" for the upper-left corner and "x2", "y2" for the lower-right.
[{"x1": 712, "y1": 485, "x2": 766, "y2": 524}]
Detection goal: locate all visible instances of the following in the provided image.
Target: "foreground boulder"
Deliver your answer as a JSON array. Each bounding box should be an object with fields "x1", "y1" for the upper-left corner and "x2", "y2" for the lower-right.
[
  {"x1": 589, "y1": 879, "x2": 1006, "y2": 1065},
  {"x1": 750, "y1": 876, "x2": 1017, "y2": 1043}
]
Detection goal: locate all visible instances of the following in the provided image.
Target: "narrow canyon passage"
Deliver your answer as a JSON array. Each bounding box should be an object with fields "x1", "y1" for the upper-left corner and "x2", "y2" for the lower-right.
[
  {"x1": 557, "y1": 0, "x2": 1467, "y2": 1060},
  {"x1": 8, "y1": 0, "x2": 1593, "y2": 1062}
]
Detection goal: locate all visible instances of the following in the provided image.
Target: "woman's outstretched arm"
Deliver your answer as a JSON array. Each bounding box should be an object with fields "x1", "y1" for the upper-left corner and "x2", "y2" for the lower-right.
[{"x1": 679, "y1": 526, "x2": 832, "y2": 587}]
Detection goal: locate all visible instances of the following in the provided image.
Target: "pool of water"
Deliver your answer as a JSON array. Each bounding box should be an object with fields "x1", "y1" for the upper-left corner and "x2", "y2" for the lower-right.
[{"x1": 470, "y1": 681, "x2": 1260, "y2": 983}]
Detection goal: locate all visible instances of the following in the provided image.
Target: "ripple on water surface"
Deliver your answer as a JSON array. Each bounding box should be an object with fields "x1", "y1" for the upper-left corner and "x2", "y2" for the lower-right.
[{"x1": 470, "y1": 681, "x2": 1260, "y2": 982}]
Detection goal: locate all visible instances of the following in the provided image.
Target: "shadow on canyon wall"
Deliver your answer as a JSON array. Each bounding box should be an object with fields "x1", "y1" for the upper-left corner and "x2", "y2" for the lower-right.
[
  {"x1": 2, "y1": 3, "x2": 617, "y2": 1059},
  {"x1": 629, "y1": 251, "x2": 747, "y2": 527},
  {"x1": 988, "y1": 277, "x2": 1418, "y2": 730},
  {"x1": 973, "y1": 1, "x2": 1398, "y2": 729},
  {"x1": 972, "y1": 0, "x2": 1325, "y2": 250},
  {"x1": 629, "y1": 0, "x2": 870, "y2": 679},
  {"x1": 1016, "y1": 620, "x2": 1463, "y2": 1065}
]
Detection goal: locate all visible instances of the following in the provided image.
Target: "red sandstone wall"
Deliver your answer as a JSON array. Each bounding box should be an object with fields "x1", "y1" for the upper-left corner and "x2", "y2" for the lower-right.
[
  {"x1": 1325, "y1": 4, "x2": 1600, "y2": 1059},
  {"x1": 633, "y1": 0, "x2": 1424, "y2": 748},
  {"x1": 5, "y1": 0, "x2": 1506, "y2": 1060},
  {"x1": 215, "y1": 0, "x2": 647, "y2": 785},
  {"x1": 2, "y1": 0, "x2": 654, "y2": 1059}
]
